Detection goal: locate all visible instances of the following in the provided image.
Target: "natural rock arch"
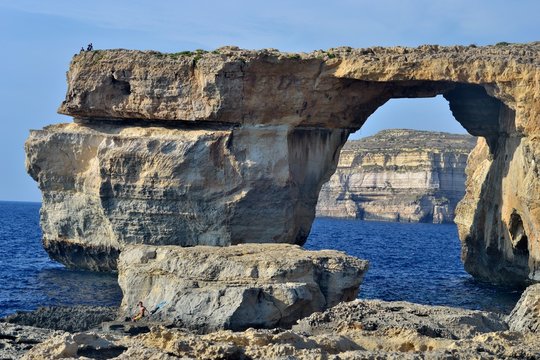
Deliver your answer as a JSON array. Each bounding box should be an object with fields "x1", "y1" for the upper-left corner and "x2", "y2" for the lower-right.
[{"x1": 26, "y1": 44, "x2": 540, "y2": 285}]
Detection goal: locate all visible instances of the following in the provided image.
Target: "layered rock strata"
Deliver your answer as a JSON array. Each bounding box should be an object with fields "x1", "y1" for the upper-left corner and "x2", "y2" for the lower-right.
[
  {"x1": 506, "y1": 283, "x2": 540, "y2": 333},
  {"x1": 26, "y1": 123, "x2": 345, "y2": 270},
  {"x1": 19, "y1": 292, "x2": 540, "y2": 359},
  {"x1": 26, "y1": 43, "x2": 540, "y2": 285},
  {"x1": 316, "y1": 129, "x2": 476, "y2": 223},
  {"x1": 117, "y1": 244, "x2": 368, "y2": 331}
]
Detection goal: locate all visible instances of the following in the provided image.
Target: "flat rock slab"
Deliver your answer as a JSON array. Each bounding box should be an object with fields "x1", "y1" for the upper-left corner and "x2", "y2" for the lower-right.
[
  {"x1": 0, "y1": 322, "x2": 65, "y2": 360},
  {"x1": 507, "y1": 283, "x2": 540, "y2": 332},
  {"x1": 100, "y1": 321, "x2": 153, "y2": 336},
  {"x1": 2, "y1": 306, "x2": 118, "y2": 333},
  {"x1": 294, "y1": 299, "x2": 508, "y2": 340},
  {"x1": 118, "y1": 244, "x2": 368, "y2": 332}
]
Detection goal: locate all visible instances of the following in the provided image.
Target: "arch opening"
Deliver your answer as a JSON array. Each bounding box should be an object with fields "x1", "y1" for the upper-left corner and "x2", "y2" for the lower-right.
[
  {"x1": 315, "y1": 87, "x2": 487, "y2": 224},
  {"x1": 338, "y1": 81, "x2": 506, "y2": 147},
  {"x1": 306, "y1": 81, "x2": 521, "y2": 308}
]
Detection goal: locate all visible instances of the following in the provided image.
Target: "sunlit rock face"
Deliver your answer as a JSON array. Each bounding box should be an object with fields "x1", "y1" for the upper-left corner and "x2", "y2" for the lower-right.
[
  {"x1": 316, "y1": 129, "x2": 476, "y2": 223},
  {"x1": 118, "y1": 244, "x2": 368, "y2": 331},
  {"x1": 26, "y1": 43, "x2": 540, "y2": 285},
  {"x1": 25, "y1": 123, "x2": 346, "y2": 271}
]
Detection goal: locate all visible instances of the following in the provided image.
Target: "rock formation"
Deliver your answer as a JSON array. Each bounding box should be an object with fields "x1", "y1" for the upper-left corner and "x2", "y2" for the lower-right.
[
  {"x1": 17, "y1": 293, "x2": 540, "y2": 359},
  {"x1": 26, "y1": 43, "x2": 540, "y2": 285},
  {"x1": 293, "y1": 298, "x2": 507, "y2": 339},
  {"x1": 2, "y1": 306, "x2": 118, "y2": 333},
  {"x1": 0, "y1": 323, "x2": 66, "y2": 360},
  {"x1": 7, "y1": 285, "x2": 540, "y2": 359},
  {"x1": 118, "y1": 244, "x2": 368, "y2": 331},
  {"x1": 316, "y1": 129, "x2": 476, "y2": 223},
  {"x1": 506, "y1": 283, "x2": 540, "y2": 333}
]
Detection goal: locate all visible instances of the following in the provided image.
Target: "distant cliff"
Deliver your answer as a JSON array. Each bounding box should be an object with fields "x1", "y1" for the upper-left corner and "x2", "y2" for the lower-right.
[{"x1": 316, "y1": 129, "x2": 476, "y2": 223}]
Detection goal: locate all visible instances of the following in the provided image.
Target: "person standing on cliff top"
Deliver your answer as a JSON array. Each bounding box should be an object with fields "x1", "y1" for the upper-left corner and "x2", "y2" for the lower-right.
[{"x1": 131, "y1": 301, "x2": 148, "y2": 321}]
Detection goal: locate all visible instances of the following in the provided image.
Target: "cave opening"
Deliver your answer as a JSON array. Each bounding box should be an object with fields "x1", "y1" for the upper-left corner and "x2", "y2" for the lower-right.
[{"x1": 509, "y1": 211, "x2": 530, "y2": 260}]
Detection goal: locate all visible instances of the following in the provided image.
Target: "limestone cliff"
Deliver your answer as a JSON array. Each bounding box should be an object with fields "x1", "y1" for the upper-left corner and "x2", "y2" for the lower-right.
[
  {"x1": 26, "y1": 122, "x2": 345, "y2": 270},
  {"x1": 26, "y1": 43, "x2": 540, "y2": 285},
  {"x1": 316, "y1": 129, "x2": 476, "y2": 223}
]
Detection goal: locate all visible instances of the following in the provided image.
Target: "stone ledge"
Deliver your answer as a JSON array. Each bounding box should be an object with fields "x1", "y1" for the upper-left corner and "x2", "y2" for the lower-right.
[{"x1": 118, "y1": 244, "x2": 368, "y2": 332}]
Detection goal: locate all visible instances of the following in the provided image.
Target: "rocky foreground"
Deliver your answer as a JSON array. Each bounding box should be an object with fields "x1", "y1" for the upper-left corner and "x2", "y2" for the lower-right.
[
  {"x1": 316, "y1": 129, "x2": 476, "y2": 223},
  {"x1": 1, "y1": 284, "x2": 538, "y2": 359}
]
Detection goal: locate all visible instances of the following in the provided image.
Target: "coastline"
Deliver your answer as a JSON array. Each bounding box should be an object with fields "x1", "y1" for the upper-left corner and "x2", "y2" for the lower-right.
[{"x1": 2, "y1": 288, "x2": 539, "y2": 359}]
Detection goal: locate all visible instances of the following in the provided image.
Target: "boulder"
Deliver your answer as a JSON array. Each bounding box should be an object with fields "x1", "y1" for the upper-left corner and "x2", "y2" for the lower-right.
[
  {"x1": 117, "y1": 244, "x2": 368, "y2": 331},
  {"x1": 506, "y1": 283, "x2": 540, "y2": 332}
]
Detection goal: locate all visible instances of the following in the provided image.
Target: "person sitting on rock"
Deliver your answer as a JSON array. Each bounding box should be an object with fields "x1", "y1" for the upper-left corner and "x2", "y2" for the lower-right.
[
  {"x1": 131, "y1": 301, "x2": 147, "y2": 321},
  {"x1": 80, "y1": 47, "x2": 85, "y2": 53},
  {"x1": 87, "y1": 43, "x2": 93, "y2": 51}
]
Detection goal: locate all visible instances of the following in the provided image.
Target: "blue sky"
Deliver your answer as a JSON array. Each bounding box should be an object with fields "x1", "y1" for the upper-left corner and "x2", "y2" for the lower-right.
[{"x1": 1, "y1": 1, "x2": 539, "y2": 202}]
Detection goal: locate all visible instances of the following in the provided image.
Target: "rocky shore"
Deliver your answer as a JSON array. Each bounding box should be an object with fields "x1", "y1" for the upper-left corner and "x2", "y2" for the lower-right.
[
  {"x1": 316, "y1": 129, "x2": 476, "y2": 223},
  {"x1": 1, "y1": 284, "x2": 538, "y2": 359}
]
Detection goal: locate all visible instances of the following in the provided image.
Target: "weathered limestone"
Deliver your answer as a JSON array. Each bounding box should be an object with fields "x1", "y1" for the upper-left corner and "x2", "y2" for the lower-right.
[
  {"x1": 293, "y1": 299, "x2": 507, "y2": 339},
  {"x1": 117, "y1": 244, "x2": 368, "y2": 331},
  {"x1": 2, "y1": 306, "x2": 118, "y2": 333},
  {"x1": 26, "y1": 43, "x2": 540, "y2": 284},
  {"x1": 26, "y1": 123, "x2": 345, "y2": 270},
  {"x1": 11, "y1": 290, "x2": 540, "y2": 359},
  {"x1": 21, "y1": 331, "x2": 127, "y2": 360},
  {"x1": 506, "y1": 283, "x2": 540, "y2": 333},
  {"x1": 22, "y1": 299, "x2": 540, "y2": 360},
  {"x1": 0, "y1": 323, "x2": 66, "y2": 360},
  {"x1": 316, "y1": 129, "x2": 476, "y2": 223}
]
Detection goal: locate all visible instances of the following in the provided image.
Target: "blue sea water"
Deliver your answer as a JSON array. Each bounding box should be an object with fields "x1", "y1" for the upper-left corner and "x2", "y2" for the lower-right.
[
  {"x1": 0, "y1": 201, "x2": 521, "y2": 318},
  {"x1": 306, "y1": 217, "x2": 522, "y2": 313},
  {"x1": 0, "y1": 201, "x2": 121, "y2": 318}
]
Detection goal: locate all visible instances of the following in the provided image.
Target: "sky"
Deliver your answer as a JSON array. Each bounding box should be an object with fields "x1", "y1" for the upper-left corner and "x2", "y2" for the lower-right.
[{"x1": 0, "y1": 1, "x2": 539, "y2": 202}]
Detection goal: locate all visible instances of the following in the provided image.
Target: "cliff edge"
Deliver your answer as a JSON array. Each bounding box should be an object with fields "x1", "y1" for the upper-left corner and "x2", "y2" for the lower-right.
[{"x1": 316, "y1": 129, "x2": 476, "y2": 223}]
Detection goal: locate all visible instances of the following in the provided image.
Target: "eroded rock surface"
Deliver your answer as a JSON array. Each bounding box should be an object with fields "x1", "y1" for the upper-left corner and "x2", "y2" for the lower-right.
[
  {"x1": 21, "y1": 331, "x2": 127, "y2": 360},
  {"x1": 507, "y1": 283, "x2": 540, "y2": 333},
  {"x1": 2, "y1": 306, "x2": 118, "y2": 333},
  {"x1": 293, "y1": 299, "x2": 507, "y2": 339},
  {"x1": 316, "y1": 129, "x2": 475, "y2": 223},
  {"x1": 20, "y1": 299, "x2": 540, "y2": 360},
  {"x1": 26, "y1": 123, "x2": 345, "y2": 270},
  {"x1": 0, "y1": 323, "x2": 66, "y2": 360},
  {"x1": 27, "y1": 43, "x2": 540, "y2": 284},
  {"x1": 118, "y1": 244, "x2": 368, "y2": 331}
]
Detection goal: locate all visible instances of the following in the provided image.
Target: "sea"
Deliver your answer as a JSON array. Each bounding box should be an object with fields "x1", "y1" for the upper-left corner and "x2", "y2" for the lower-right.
[{"x1": 0, "y1": 201, "x2": 522, "y2": 318}]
